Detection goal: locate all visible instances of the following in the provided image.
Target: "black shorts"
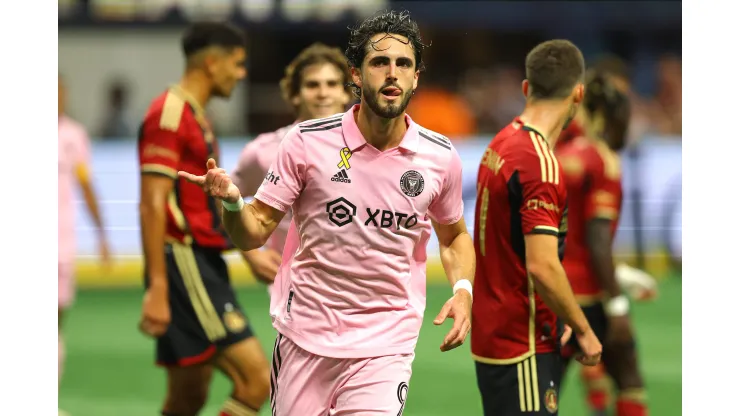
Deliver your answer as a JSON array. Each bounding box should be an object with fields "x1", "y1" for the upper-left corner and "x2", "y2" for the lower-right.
[
  {"x1": 563, "y1": 303, "x2": 607, "y2": 359},
  {"x1": 476, "y1": 353, "x2": 563, "y2": 415},
  {"x1": 146, "y1": 243, "x2": 254, "y2": 367}
]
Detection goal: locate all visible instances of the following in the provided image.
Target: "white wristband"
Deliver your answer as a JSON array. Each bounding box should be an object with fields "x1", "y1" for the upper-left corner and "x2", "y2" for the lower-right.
[
  {"x1": 453, "y1": 279, "x2": 473, "y2": 299},
  {"x1": 604, "y1": 295, "x2": 629, "y2": 317},
  {"x1": 222, "y1": 198, "x2": 245, "y2": 212}
]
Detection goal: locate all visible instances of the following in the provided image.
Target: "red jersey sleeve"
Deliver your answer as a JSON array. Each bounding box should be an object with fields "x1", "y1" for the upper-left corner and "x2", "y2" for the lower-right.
[
  {"x1": 520, "y1": 135, "x2": 565, "y2": 237},
  {"x1": 585, "y1": 145, "x2": 623, "y2": 221},
  {"x1": 138, "y1": 108, "x2": 185, "y2": 179}
]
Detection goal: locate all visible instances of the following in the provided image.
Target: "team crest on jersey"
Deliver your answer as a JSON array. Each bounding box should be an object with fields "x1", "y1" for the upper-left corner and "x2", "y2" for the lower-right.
[
  {"x1": 544, "y1": 387, "x2": 558, "y2": 413},
  {"x1": 400, "y1": 170, "x2": 424, "y2": 197},
  {"x1": 222, "y1": 303, "x2": 247, "y2": 333}
]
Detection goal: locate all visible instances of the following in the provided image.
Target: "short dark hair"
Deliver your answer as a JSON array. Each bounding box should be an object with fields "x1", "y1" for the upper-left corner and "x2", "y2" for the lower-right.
[
  {"x1": 181, "y1": 22, "x2": 246, "y2": 58},
  {"x1": 345, "y1": 9, "x2": 428, "y2": 73},
  {"x1": 525, "y1": 39, "x2": 585, "y2": 100},
  {"x1": 280, "y1": 43, "x2": 351, "y2": 107}
]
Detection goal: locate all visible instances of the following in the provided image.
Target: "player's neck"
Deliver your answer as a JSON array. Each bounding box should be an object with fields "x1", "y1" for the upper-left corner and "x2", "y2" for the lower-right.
[
  {"x1": 519, "y1": 100, "x2": 570, "y2": 149},
  {"x1": 178, "y1": 72, "x2": 212, "y2": 110},
  {"x1": 355, "y1": 101, "x2": 407, "y2": 151}
]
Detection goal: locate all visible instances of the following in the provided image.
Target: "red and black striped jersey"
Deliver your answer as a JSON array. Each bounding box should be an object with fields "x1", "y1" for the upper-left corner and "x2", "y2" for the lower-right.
[
  {"x1": 472, "y1": 117, "x2": 568, "y2": 364},
  {"x1": 138, "y1": 86, "x2": 231, "y2": 250}
]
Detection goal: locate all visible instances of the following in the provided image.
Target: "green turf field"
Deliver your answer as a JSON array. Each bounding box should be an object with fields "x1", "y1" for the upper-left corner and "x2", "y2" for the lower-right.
[{"x1": 59, "y1": 275, "x2": 681, "y2": 416}]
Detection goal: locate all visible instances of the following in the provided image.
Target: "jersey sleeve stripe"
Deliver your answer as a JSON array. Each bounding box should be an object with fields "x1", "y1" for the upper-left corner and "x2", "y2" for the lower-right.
[
  {"x1": 299, "y1": 122, "x2": 342, "y2": 133},
  {"x1": 299, "y1": 114, "x2": 342, "y2": 129},
  {"x1": 529, "y1": 131, "x2": 560, "y2": 184},
  {"x1": 552, "y1": 148, "x2": 560, "y2": 185},
  {"x1": 419, "y1": 131, "x2": 452, "y2": 150},
  {"x1": 531, "y1": 225, "x2": 559, "y2": 236},
  {"x1": 159, "y1": 92, "x2": 186, "y2": 132},
  {"x1": 141, "y1": 163, "x2": 177, "y2": 179},
  {"x1": 593, "y1": 208, "x2": 619, "y2": 220},
  {"x1": 529, "y1": 132, "x2": 548, "y2": 183},
  {"x1": 537, "y1": 134, "x2": 555, "y2": 184},
  {"x1": 429, "y1": 131, "x2": 451, "y2": 144}
]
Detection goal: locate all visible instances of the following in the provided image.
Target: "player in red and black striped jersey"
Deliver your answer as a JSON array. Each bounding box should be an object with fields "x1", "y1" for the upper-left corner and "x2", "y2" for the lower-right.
[
  {"x1": 472, "y1": 40, "x2": 602, "y2": 416},
  {"x1": 137, "y1": 23, "x2": 270, "y2": 416},
  {"x1": 557, "y1": 71, "x2": 649, "y2": 416}
]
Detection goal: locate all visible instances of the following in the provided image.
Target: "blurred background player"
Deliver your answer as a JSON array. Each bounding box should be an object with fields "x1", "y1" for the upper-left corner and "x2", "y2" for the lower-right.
[
  {"x1": 136, "y1": 23, "x2": 270, "y2": 416},
  {"x1": 180, "y1": 10, "x2": 475, "y2": 415},
  {"x1": 472, "y1": 40, "x2": 602, "y2": 416},
  {"x1": 58, "y1": 75, "x2": 111, "y2": 416},
  {"x1": 556, "y1": 71, "x2": 649, "y2": 416},
  {"x1": 231, "y1": 42, "x2": 352, "y2": 287},
  {"x1": 560, "y1": 54, "x2": 657, "y2": 301},
  {"x1": 556, "y1": 57, "x2": 656, "y2": 415}
]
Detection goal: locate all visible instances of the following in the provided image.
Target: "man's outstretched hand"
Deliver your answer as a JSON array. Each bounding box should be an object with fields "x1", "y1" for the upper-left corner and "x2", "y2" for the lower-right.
[{"x1": 179, "y1": 158, "x2": 241, "y2": 203}]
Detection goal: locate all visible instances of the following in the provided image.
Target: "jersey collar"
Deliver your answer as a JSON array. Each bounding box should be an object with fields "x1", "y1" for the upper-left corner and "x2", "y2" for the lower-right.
[
  {"x1": 168, "y1": 85, "x2": 207, "y2": 117},
  {"x1": 514, "y1": 116, "x2": 550, "y2": 146},
  {"x1": 341, "y1": 104, "x2": 419, "y2": 153}
]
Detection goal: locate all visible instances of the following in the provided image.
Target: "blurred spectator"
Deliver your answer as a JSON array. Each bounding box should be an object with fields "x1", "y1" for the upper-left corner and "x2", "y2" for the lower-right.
[
  {"x1": 406, "y1": 84, "x2": 477, "y2": 139},
  {"x1": 459, "y1": 66, "x2": 525, "y2": 135},
  {"x1": 654, "y1": 54, "x2": 682, "y2": 136},
  {"x1": 98, "y1": 79, "x2": 135, "y2": 140}
]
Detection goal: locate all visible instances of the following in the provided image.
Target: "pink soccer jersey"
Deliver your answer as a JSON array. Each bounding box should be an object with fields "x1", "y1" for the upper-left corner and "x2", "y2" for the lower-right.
[
  {"x1": 254, "y1": 105, "x2": 464, "y2": 359},
  {"x1": 58, "y1": 115, "x2": 91, "y2": 265},
  {"x1": 232, "y1": 123, "x2": 295, "y2": 252}
]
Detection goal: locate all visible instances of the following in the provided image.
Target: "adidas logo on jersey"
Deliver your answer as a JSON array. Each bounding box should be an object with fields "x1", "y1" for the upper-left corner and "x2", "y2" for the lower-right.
[{"x1": 331, "y1": 169, "x2": 351, "y2": 183}]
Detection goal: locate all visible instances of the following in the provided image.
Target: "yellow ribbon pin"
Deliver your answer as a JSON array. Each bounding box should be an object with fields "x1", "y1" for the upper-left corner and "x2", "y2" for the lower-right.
[{"x1": 337, "y1": 147, "x2": 352, "y2": 169}]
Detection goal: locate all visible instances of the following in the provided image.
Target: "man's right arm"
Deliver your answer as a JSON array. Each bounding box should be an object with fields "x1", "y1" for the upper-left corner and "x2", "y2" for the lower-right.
[
  {"x1": 519, "y1": 148, "x2": 592, "y2": 337},
  {"x1": 138, "y1": 116, "x2": 181, "y2": 291},
  {"x1": 206, "y1": 126, "x2": 305, "y2": 252},
  {"x1": 140, "y1": 175, "x2": 174, "y2": 290},
  {"x1": 525, "y1": 233, "x2": 591, "y2": 336},
  {"x1": 221, "y1": 199, "x2": 286, "y2": 251}
]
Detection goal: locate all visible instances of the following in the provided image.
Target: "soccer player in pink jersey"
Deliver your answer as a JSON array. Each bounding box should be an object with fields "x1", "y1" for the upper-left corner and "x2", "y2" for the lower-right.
[
  {"x1": 180, "y1": 10, "x2": 476, "y2": 416},
  {"x1": 58, "y1": 75, "x2": 110, "y2": 413},
  {"x1": 232, "y1": 43, "x2": 352, "y2": 286}
]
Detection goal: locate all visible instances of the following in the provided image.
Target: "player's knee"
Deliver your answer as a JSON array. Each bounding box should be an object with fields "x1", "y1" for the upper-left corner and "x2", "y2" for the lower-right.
[{"x1": 233, "y1": 367, "x2": 271, "y2": 404}]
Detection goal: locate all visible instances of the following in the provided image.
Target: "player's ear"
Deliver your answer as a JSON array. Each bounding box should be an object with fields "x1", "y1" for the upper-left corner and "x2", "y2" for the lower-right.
[
  {"x1": 413, "y1": 69, "x2": 419, "y2": 91},
  {"x1": 291, "y1": 94, "x2": 301, "y2": 108},
  {"x1": 573, "y1": 83, "x2": 585, "y2": 104},
  {"x1": 522, "y1": 80, "x2": 530, "y2": 99},
  {"x1": 203, "y1": 52, "x2": 219, "y2": 76},
  {"x1": 351, "y1": 67, "x2": 362, "y2": 90}
]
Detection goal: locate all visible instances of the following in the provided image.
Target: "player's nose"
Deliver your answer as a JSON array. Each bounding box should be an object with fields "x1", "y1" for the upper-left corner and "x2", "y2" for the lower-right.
[{"x1": 387, "y1": 63, "x2": 398, "y2": 80}]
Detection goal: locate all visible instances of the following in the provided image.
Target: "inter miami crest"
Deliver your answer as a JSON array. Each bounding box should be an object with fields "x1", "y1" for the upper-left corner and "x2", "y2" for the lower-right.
[{"x1": 400, "y1": 170, "x2": 424, "y2": 197}]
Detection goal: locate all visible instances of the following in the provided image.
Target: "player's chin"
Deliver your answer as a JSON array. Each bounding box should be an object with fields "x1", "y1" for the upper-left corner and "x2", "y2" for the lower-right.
[{"x1": 215, "y1": 85, "x2": 236, "y2": 98}]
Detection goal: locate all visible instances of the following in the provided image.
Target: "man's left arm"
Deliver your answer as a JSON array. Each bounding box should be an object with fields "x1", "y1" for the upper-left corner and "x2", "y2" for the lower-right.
[
  {"x1": 433, "y1": 218, "x2": 476, "y2": 293},
  {"x1": 428, "y1": 146, "x2": 475, "y2": 352},
  {"x1": 75, "y1": 134, "x2": 110, "y2": 267}
]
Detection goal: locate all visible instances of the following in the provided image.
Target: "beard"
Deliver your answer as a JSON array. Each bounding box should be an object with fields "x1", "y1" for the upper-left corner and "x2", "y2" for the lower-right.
[{"x1": 363, "y1": 83, "x2": 413, "y2": 119}]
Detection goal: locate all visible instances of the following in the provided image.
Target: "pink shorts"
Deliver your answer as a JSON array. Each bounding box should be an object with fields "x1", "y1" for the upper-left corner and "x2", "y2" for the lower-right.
[
  {"x1": 270, "y1": 333, "x2": 413, "y2": 416},
  {"x1": 58, "y1": 262, "x2": 75, "y2": 309}
]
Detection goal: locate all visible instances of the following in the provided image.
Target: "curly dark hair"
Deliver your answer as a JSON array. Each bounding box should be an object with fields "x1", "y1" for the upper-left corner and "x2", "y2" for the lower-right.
[
  {"x1": 584, "y1": 70, "x2": 631, "y2": 150},
  {"x1": 345, "y1": 10, "x2": 429, "y2": 96},
  {"x1": 279, "y1": 43, "x2": 351, "y2": 110}
]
